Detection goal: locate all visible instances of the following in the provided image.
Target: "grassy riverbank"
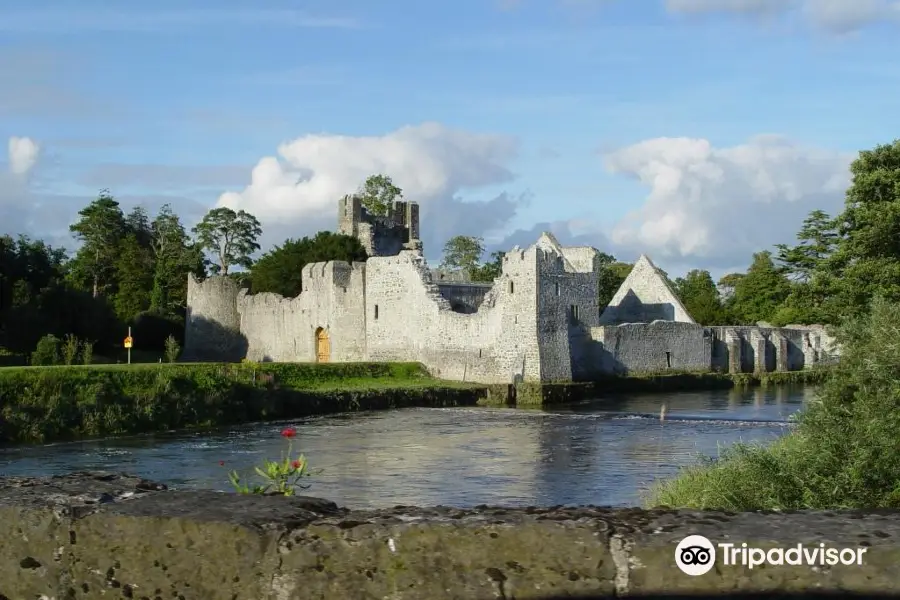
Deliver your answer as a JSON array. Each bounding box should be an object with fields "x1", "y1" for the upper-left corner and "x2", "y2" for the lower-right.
[
  {"x1": 648, "y1": 298, "x2": 899, "y2": 511},
  {"x1": 0, "y1": 362, "x2": 484, "y2": 444}
]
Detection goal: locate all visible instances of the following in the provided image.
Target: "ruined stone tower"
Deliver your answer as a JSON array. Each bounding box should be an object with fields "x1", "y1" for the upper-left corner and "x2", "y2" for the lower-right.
[{"x1": 338, "y1": 195, "x2": 422, "y2": 257}]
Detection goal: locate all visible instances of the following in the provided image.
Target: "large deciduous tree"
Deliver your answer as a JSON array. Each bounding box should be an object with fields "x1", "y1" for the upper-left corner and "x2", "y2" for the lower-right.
[
  {"x1": 440, "y1": 235, "x2": 486, "y2": 276},
  {"x1": 817, "y1": 139, "x2": 900, "y2": 320},
  {"x1": 674, "y1": 269, "x2": 727, "y2": 325},
  {"x1": 356, "y1": 174, "x2": 402, "y2": 217},
  {"x1": 251, "y1": 231, "x2": 368, "y2": 298},
  {"x1": 470, "y1": 251, "x2": 505, "y2": 283},
  {"x1": 727, "y1": 251, "x2": 791, "y2": 324},
  {"x1": 597, "y1": 255, "x2": 632, "y2": 309},
  {"x1": 192, "y1": 207, "x2": 262, "y2": 275}
]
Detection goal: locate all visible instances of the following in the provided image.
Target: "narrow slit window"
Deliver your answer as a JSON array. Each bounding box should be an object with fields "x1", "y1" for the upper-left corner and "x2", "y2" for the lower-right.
[
  {"x1": 508, "y1": 280, "x2": 514, "y2": 294},
  {"x1": 374, "y1": 304, "x2": 379, "y2": 319},
  {"x1": 665, "y1": 351, "x2": 672, "y2": 368},
  {"x1": 555, "y1": 282, "x2": 560, "y2": 296}
]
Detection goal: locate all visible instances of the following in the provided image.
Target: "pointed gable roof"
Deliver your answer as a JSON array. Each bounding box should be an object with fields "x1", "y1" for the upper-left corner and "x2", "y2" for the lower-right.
[
  {"x1": 534, "y1": 231, "x2": 574, "y2": 271},
  {"x1": 599, "y1": 254, "x2": 696, "y2": 325}
]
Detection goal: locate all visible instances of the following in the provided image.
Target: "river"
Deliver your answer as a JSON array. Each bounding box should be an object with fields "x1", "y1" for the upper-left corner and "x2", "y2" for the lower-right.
[{"x1": 0, "y1": 385, "x2": 813, "y2": 508}]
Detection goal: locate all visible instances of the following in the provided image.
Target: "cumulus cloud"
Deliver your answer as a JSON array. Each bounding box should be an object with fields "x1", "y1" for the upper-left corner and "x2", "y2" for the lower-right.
[
  {"x1": 217, "y1": 122, "x2": 524, "y2": 255},
  {"x1": 7, "y1": 136, "x2": 39, "y2": 175},
  {"x1": 665, "y1": 0, "x2": 900, "y2": 32},
  {"x1": 603, "y1": 134, "x2": 852, "y2": 270}
]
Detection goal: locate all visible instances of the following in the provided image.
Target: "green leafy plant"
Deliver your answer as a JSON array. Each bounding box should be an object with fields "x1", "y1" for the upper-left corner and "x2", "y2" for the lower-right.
[
  {"x1": 31, "y1": 334, "x2": 60, "y2": 366},
  {"x1": 164, "y1": 335, "x2": 180, "y2": 363},
  {"x1": 62, "y1": 334, "x2": 80, "y2": 366},
  {"x1": 224, "y1": 427, "x2": 313, "y2": 496},
  {"x1": 81, "y1": 340, "x2": 94, "y2": 365}
]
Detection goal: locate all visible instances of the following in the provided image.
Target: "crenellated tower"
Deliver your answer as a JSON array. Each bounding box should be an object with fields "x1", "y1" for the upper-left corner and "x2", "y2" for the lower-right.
[{"x1": 338, "y1": 195, "x2": 422, "y2": 257}]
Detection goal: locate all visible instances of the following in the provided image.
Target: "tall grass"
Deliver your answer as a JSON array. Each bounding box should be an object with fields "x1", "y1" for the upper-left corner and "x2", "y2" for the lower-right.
[{"x1": 648, "y1": 297, "x2": 900, "y2": 511}]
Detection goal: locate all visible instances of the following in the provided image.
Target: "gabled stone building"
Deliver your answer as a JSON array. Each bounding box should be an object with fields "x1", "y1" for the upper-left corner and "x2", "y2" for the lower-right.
[{"x1": 184, "y1": 198, "x2": 835, "y2": 383}]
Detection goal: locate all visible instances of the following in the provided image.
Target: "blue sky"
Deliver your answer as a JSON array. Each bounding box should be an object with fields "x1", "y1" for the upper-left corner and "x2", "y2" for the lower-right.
[{"x1": 2, "y1": 0, "x2": 899, "y2": 277}]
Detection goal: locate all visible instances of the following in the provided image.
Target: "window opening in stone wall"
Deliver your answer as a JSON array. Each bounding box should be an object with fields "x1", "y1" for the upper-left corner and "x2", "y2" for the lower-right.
[
  {"x1": 555, "y1": 282, "x2": 560, "y2": 296},
  {"x1": 570, "y1": 305, "x2": 579, "y2": 322},
  {"x1": 374, "y1": 304, "x2": 379, "y2": 319},
  {"x1": 508, "y1": 280, "x2": 514, "y2": 294},
  {"x1": 665, "y1": 351, "x2": 672, "y2": 369}
]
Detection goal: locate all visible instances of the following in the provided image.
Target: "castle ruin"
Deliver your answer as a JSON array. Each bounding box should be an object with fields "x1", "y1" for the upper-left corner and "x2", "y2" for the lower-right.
[{"x1": 183, "y1": 197, "x2": 836, "y2": 383}]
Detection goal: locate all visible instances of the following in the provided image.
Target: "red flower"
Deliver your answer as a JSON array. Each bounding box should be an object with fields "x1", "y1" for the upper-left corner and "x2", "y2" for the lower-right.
[
  {"x1": 219, "y1": 460, "x2": 225, "y2": 466},
  {"x1": 281, "y1": 427, "x2": 297, "y2": 438},
  {"x1": 291, "y1": 460, "x2": 302, "y2": 470}
]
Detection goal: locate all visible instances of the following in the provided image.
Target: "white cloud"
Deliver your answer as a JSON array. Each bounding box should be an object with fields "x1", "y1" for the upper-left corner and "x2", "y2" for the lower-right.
[
  {"x1": 603, "y1": 134, "x2": 852, "y2": 269},
  {"x1": 7, "y1": 136, "x2": 39, "y2": 175},
  {"x1": 217, "y1": 122, "x2": 524, "y2": 255},
  {"x1": 664, "y1": 0, "x2": 900, "y2": 31}
]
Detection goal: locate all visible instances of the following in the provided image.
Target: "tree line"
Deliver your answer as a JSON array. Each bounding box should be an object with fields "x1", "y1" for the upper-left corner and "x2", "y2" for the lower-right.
[{"x1": 2, "y1": 139, "x2": 898, "y2": 361}]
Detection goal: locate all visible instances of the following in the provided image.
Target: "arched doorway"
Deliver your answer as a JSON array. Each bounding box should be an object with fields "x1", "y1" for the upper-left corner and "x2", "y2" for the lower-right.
[{"x1": 315, "y1": 327, "x2": 330, "y2": 363}]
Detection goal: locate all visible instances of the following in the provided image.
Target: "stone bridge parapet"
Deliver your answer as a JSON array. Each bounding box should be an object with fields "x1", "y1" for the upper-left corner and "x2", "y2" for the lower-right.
[{"x1": 0, "y1": 472, "x2": 897, "y2": 599}]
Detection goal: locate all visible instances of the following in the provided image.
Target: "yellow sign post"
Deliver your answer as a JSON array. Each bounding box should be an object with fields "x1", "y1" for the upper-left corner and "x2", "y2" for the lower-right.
[{"x1": 124, "y1": 327, "x2": 133, "y2": 364}]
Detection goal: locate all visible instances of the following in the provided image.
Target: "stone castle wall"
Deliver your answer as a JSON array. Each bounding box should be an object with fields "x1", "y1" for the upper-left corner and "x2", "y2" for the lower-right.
[
  {"x1": 364, "y1": 249, "x2": 541, "y2": 383},
  {"x1": 239, "y1": 261, "x2": 367, "y2": 363},
  {"x1": 584, "y1": 322, "x2": 830, "y2": 376},
  {"x1": 183, "y1": 274, "x2": 246, "y2": 361},
  {"x1": 338, "y1": 195, "x2": 421, "y2": 257},
  {"x1": 182, "y1": 198, "x2": 836, "y2": 381}
]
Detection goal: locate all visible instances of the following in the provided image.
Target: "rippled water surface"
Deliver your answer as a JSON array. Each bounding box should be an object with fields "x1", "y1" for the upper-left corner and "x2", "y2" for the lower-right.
[{"x1": 0, "y1": 385, "x2": 814, "y2": 508}]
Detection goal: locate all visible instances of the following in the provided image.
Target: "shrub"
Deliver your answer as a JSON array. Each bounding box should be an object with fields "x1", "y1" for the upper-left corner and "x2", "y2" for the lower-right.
[
  {"x1": 31, "y1": 334, "x2": 60, "y2": 366},
  {"x1": 62, "y1": 334, "x2": 80, "y2": 366},
  {"x1": 81, "y1": 340, "x2": 94, "y2": 365},
  {"x1": 164, "y1": 335, "x2": 180, "y2": 363},
  {"x1": 648, "y1": 297, "x2": 900, "y2": 511},
  {"x1": 131, "y1": 310, "x2": 185, "y2": 351}
]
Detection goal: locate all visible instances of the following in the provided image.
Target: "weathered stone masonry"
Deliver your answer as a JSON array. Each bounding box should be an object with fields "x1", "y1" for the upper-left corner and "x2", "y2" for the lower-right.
[
  {"x1": 184, "y1": 199, "x2": 837, "y2": 382},
  {"x1": 2, "y1": 472, "x2": 898, "y2": 599}
]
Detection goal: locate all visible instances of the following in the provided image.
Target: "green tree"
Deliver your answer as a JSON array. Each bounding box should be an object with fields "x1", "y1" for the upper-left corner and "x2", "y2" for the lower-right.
[
  {"x1": 150, "y1": 204, "x2": 203, "y2": 312},
  {"x1": 598, "y1": 255, "x2": 632, "y2": 309},
  {"x1": 815, "y1": 139, "x2": 900, "y2": 320},
  {"x1": 728, "y1": 251, "x2": 791, "y2": 324},
  {"x1": 470, "y1": 251, "x2": 505, "y2": 283},
  {"x1": 356, "y1": 174, "x2": 402, "y2": 217},
  {"x1": 774, "y1": 210, "x2": 839, "y2": 283},
  {"x1": 674, "y1": 269, "x2": 727, "y2": 325},
  {"x1": 192, "y1": 207, "x2": 262, "y2": 275},
  {"x1": 440, "y1": 235, "x2": 485, "y2": 275},
  {"x1": 251, "y1": 231, "x2": 368, "y2": 298},
  {"x1": 717, "y1": 273, "x2": 744, "y2": 302},
  {"x1": 68, "y1": 190, "x2": 127, "y2": 297},
  {"x1": 125, "y1": 205, "x2": 153, "y2": 249},
  {"x1": 113, "y1": 233, "x2": 154, "y2": 321}
]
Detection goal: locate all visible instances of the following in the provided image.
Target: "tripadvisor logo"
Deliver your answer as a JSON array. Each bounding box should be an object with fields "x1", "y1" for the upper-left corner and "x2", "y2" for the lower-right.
[
  {"x1": 675, "y1": 535, "x2": 869, "y2": 575},
  {"x1": 675, "y1": 535, "x2": 716, "y2": 576}
]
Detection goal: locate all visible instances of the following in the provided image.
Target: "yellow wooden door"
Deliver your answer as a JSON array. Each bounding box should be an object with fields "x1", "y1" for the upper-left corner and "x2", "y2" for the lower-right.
[{"x1": 315, "y1": 328, "x2": 330, "y2": 363}]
